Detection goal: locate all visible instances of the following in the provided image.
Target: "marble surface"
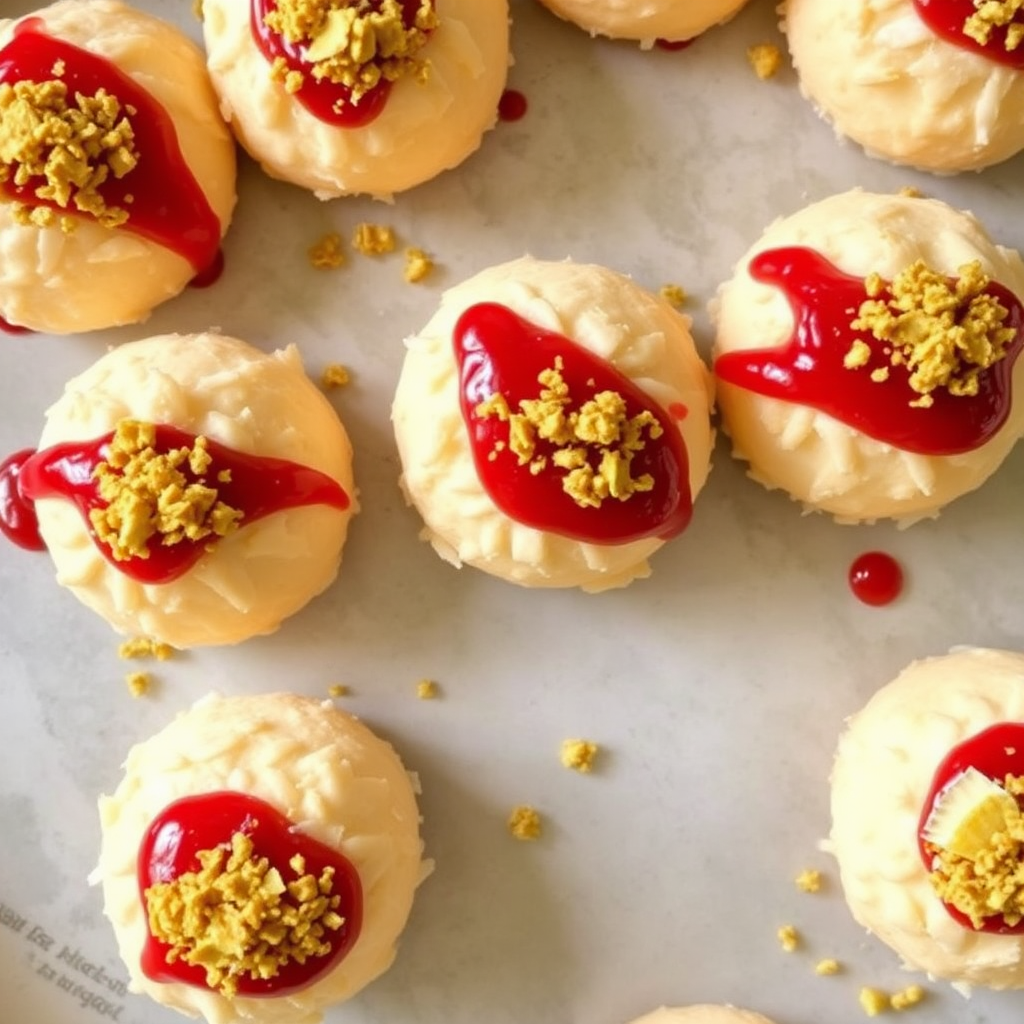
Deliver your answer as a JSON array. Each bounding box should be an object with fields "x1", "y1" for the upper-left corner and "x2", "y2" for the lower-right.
[{"x1": 1, "y1": 1, "x2": 1023, "y2": 1023}]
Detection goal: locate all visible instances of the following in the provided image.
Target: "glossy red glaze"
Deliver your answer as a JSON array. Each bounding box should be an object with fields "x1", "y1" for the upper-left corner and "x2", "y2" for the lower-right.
[
  {"x1": 917, "y1": 723, "x2": 1024, "y2": 934},
  {"x1": 0, "y1": 315, "x2": 32, "y2": 335},
  {"x1": 714, "y1": 246, "x2": 1024, "y2": 455},
  {"x1": 498, "y1": 88, "x2": 528, "y2": 122},
  {"x1": 138, "y1": 791, "x2": 362, "y2": 995},
  {"x1": 188, "y1": 248, "x2": 225, "y2": 289},
  {"x1": 914, "y1": 0, "x2": 1024, "y2": 69},
  {"x1": 655, "y1": 37, "x2": 696, "y2": 51},
  {"x1": 15, "y1": 424, "x2": 350, "y2": 583},
  {"x1": 0, "y1": 449, "x2": 45, "y2": 550},
  {"x1": 848, "y1": 550, "x2": 903, "y2": 606},
  {"x1": 454, "y1": 302, "x2": 692, "y2": 544},
  {"x1": 0, "y1": 20, "x2": 222, "y2": 275}
]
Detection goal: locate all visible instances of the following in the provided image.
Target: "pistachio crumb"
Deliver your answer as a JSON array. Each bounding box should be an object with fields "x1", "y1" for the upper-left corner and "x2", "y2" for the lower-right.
[
  {"x1": 890, "y1": 985, "x2": 926, "y2": 1011},
  {"x1": 815, "y1": 958, "x2": 841, "y2": 976},
  {"x1": 659, "y1": 283, "x2": 687, "y2": 307},
  {"x1": 416, "y1": 678, "x2": 439, "y2": 699},
  {"x1": 321, "y1": 363, "x2": 351, "y2": 389},
  {"x1": 777, "y1": 923, "x2": 799, "y2": 952},
  {"x1": 308, "y1": 231, "x2": 346, "y2": 269},
  {"x1": 352, "y1": 222, "x2": 396, "y2": 256},
  {"x1": 508, "y1": 805, "x2": 542, "y2": 841},
  {"x1": 404, "y1": 247, "x2": 434, "y2": 283},
  {"x1": 560, "y1": 738, "x2": 598, "y2": 773},
  {"x1": 125, "y1": 671, "x2": 151, "y2": 698},
  {"x1": 746, "y1": 42, "x2": 783, "y2": 79},
  {"x1": 859, "y1": 988, "x2": 890, "y2": 1017},
  {"x1": 118, "y1": 637, "x2": 174, "y2": 661},
  {"x1": 327, "y1": 683, "x2": 350, "y2": 698},
  {"x1": 794, "y1": 868, "x2": 822, "y2": 893}
]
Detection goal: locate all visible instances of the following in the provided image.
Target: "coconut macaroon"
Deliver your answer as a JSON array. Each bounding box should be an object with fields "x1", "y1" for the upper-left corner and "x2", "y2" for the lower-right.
[
  {"x1": 200, "y1": 0, "x2": 510, "y2": 200},
  {"x1": 95, "y1": 692, "x2": 429, "y2": 1024},
  {"x1": 626, "y1": 1007, "x2": 778, "y2": 1024},
  {"x1": 535, "y1": 0, "x2": 751, "y2": 46},
  {"x1": 0, "y1": 0, "x2": 236, "y2": 334},
  {"x1": 830, "y1": 647, "x2": 1024, "y2": 990},
  {"x1": 392, "y1": 256, "x2": 714, "y2": 591},
  {"x1": 17, "y1": 332, "x2": 357, "y2": 648},
  {"x1": 712, "y1": 189, "x2": 1024, "y2": 523},
  {"x1": 783, "y1": 0, "x2": 1024, "y2": 172}
]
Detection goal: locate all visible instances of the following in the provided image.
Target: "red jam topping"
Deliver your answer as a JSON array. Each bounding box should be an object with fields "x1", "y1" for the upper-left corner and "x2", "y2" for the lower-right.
[
  {"x1": 0, "y1": 448, "x2": 45, "y2": 551},
  {"x1": 918, "y1": 723, "x2": 1024, "y2": 934},
  {"x1": 0, "y1": 20, "x2": 222, "y2": 276},
  {"x1": 251, "y1": 0, "x2": 432, "y2": 128},
  {"x1": 14, "y1": 424, "x2": 350, "y2": 583},
  {"x1": 848, "y1": 550, "x2": 904, "y2": 606},
  {"x1": 0, "y1": 315, "x2": 32, "y2": 335},
  {"x1": 913, "y1": 0, "x2": 1024, "y2": 69},
  {"x1": 454, "y1": 302, "x2": 692, "y2": 544},
  {"x1": 655, "y1": 37, "x2": 696, "y2": 51},
  {"x1": 714, "y1": 247, "x2": 1024, "y2": 456},
  {"x1": 139, "y1": 791, "x2": 362, "y2": 995},
  {"x1": 498, "y1": 88, "x2": 528, "y2": 122}
]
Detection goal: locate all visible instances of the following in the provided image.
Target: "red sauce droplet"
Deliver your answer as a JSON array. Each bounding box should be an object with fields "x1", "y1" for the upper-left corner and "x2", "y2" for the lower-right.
[
  {"x1": 0, "y1": 449, "x2": 45, "y2": 550},
  {"x1": 0, "y1": 315, "x2": 33, "y2": 335},
  {"x1": 714, "y1": 247, "x2": 1024, "y2": 455},
  {"x1": 668, "y1": 402, "x2": 688, "y2": 421},
  {"x1": 138, "y1": 791, "x2": 363, "y2": 995},
  {"x1": 0, "y1": 20, "x2": 222, "y2": 275},
  {"x1": 15, "y1": 425, "x2": 350, "y2": 583},
  {"x1": 655, "y1": 37, "x2": 696, "y2": 51},
  {"x1": 848, "y1": 550, "x2": 903, "y2": 606},
  {"x1": 454, "y1": 302, "x2": 692, "y2": 544},
  {"x1": 913, "y1": 0, "x2": 1024, "y2": 69},
  {"x1": 917, "y1": 723, "x2": 1024, "y2": 934},
  {"x1": 188, "y1": 247, "x2": 225, "y2": 289},
  {"x1": 250, "y1": 0, "x2": 431, "y2": 128},
  {"x1": 497, "y1": 88, "x2": 528, "y2": 122}
]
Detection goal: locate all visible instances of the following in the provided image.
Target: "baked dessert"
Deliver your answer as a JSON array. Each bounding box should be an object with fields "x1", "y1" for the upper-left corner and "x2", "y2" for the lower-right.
[
  {"x1": 0, "y1": 0, "x2": 236, "y2": 334},
  {"x1": 627, "y1": 1007, "x2": 777, "y2": 1024},
  {"x1": 830, "y1": 646, "x2": 1024, "y2": 990},
  {"x1": 712, "y1": 189, "x2": 1024, "y2": 523},
  {"x1": 201, "y1": 0, "x2": 510, "y2": 200},
  {"x1": 535, "y1": 0, "x2": 751, "y2": 46},
  {"x1": 392, "y1": 255, "x2": 714, "y2": 590},
  {"x1": 783, "y1": 0, "x2": 1024, "y2": 172},
  {"x1": 95, "y1": 692, "x2": 429, "y2": 1024},
  {"x1": 7, "y1": 331, "x2": 357, "y2": 648}
]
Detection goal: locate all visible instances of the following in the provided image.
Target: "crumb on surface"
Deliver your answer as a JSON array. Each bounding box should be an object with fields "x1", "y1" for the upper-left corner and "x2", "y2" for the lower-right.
[
  {"x1": 416, "y1": 678, "x2": 439, "y2": 699},
  {"x1": 125, "y1": 671, "x2": 150, "y2": 698},
  {"x1": 746, "y1": 42, "x2": 783, "y2": 79},
  {"x1": 890, "y1": 985, "x2": 926, "y2": 1011},
  {"x1": 898, "y1": 185, "x2": 924, "y2": 198},
  {"x1": 795, "y1": 868, "x2": 822, "y2": 893},
  {"x1": 815, "y1": 958, "x2": 840, "y2": 976},
  {"x1": 777, "y1": 923, "x2": 799, "y2": 952},
  {"x1": 321, "y1": 363, "x2": 351, "y2": 389},
  {"x1": 308, "y1": 231, "x2": 346, "y2": 269},
  {"x1": 352, "y1": 222, "x2": 396, "y2": 256},
  {"x1": 859, "y1": 988, "x2": 889, "y2": 1017},
  {"x1": 659, "y1": 283, "x2": 687, "y2": 307},
  {"x1": 404, "y1": 246, "x2": 434, "y2": 283},
  {"x1": 507, "y1": 805, "x2": 541, "y2": 841},
  {"x1": 327, "y1": 683, "x2": 349, "y2": 698},
  {"x1": 964, "y1": 1, "x2": 1024, "y2": 51},
  {"x1": 118, "y1": 637, "x2": 174, "y2": 661},
  {"x1": 560, "y1": 738, "x2": 598, "y2": 773}
]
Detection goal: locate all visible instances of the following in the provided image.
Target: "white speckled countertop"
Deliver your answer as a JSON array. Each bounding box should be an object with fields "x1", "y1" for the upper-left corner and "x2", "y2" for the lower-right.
[{"x1": 1, "y1": 1, "x2": 1023, "y2": 1023}]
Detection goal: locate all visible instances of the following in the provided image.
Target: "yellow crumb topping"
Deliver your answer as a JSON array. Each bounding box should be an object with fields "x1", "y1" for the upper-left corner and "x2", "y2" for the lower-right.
[
  {"x1": 890, "y1": 985, "x2": 926, "y2": 1011},
  {"x1": 849, "y1": 259, "x2": 1017, "y2": 408},
  {"x1": 794, "y1": 868, "x2": 822, "y2": 893},
  {"x1": 309, "y1": 231, "x2": 346, "y2": 269},
  {"x1": 659, "y1": 283, "x2": 687, "y2": 307},
  {"x1": 89, "y1": 420, "x2": 242, "y2": 562},
  {"x1": 777, "y1": 923, "x2": 799, "y2": 952},
  {"x1": 507, "y1": 805, "x2": 541, "y2": 841},
  {"x1": 145, "y1": 830, "x2": 344, "y2": 998},
  {"x1": 560, "y1": 738, "x2": 598, "y2": 773},
  {"x1": 0, "y1": 78, "x2": 138, "y2": 230},
  {"x1": 404, "y1": 246, "x2": 434, "y2": 283},
  {"x1": 125, "y1": 671, "x2": 151, "y2": 698},
  {"x1": 321, "y1": 363, "x2": 351, "y2": 389},
  {"x1": 746, "y1": 42, "x2": 782, "y2": 79},
  {"x1": 859, "y1": 988, "x2": 889, "y2": 1017},
  {"x1": 327, "y1": 683, "x2": 349, "y2": 697},
  {"x1": 352, "y1": 221, "x2": 396, "y2": 255},
  {"x1": 118, "y1": 636, "x2": 174, "y2": 660},
  {"x1": 964, "y1": 0, "x2": 1024, "y2": 51},
  {"x1": 476, "y1": 358, "x2": 663, "y2": 510},
  {"x1": 898, "y1": 185, "x2": 924, "y2": 198},
  {"x1": 815, "y1": 958, "x2": 840, "y2": 976},
  {"x1": 416, "y1": 678, "x2": 439, "y2": 699}
]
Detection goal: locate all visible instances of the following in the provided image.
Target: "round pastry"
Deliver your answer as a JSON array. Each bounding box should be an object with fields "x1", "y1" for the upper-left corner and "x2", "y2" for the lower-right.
[
  {"x1": 830, "y1": 646, "x2": 1024, "y2": 990},
  {"x1": 712, "y1": 189, "x2": 1024, "y2": 523},
  {"x1": 783, "y1": 0, "x2": 1024, "y2": 172},
  {"x1": 201, "y1": 0, "x2": 510, "y2": 200},
  {"x1": 535, "y1": 0, "x2": 751, "y2": 46},
  {"x1": 392, "y1": 255, "x2": 714, "y2": 591},
  {"x1": 95, "y1": 692, "x2": 429, "y2": 1024},
  {"x1": 0, "y1": 0, "x2": 237, "y2": 334},
  {"x1": 627, "y1": 1006, "x2": 777, "y2": 1024},
  {"x1": 6, "y1": 331, "x2": 357, "y2": 648}
]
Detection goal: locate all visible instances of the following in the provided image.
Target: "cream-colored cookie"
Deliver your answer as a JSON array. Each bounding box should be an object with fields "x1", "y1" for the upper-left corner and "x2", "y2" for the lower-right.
[
  {"x1": 712, "y1": 189, "x2": 1024, "y2": 523},
  {"x1": 831, "y1": 647, "x2": 1024, "y2": 990},
  {"x1": 95, "y1": 692, "x2": 429, "y2": 1024},
  {"x1": 627, "y1": 1006, "x2": 778, "y2": 1024},
  {"x1": 0, "y1": 0, "x2": 236, "y2": 333},
  {"x1": 201, "y1": 0, "x2": 509, "y2": 199},
  {"x1": 783, "y1": 0, "x2": 1024, "y2": 172},
  {"x1": 392, "y1": 255, "x2": 714, "y2": 591},
  {"x1": 27, "y1": 332, "x2": 356, "y2": 647}
]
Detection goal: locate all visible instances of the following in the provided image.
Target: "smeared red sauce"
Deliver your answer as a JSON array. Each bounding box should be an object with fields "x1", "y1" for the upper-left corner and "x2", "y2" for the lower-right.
[
  {"x1": 848, "y1": 550, "x2": 903, "y2": 606},
  {"x1": 714, "y1": 247, "x2": 1024, "y2": 456},
  {"x1": 668, "y1": 402, "x2": 688, "y2": 421},
  {"x1": 917, "y1": 723, "x2": 1024, "y2": 934},
  {"x1": 498, "y1": 88, "x2": 528, "y2": 122},
  {"x1": 251, "y1": 0, "x2": 431, "y2": 127},
  {"x1": 188, "y1": 248, "x2": 225, "y2": 289},
  {"x1": 0, "y1": 315, "x2": 32, "y2": 335},
  {"x1": 454, "y1": 302, "x2": 692, "y2": 544},
  {"x1": 0, "y1": 449, "x2": 44, "y2": 550},
  {"x1": 0, "y1": 20, "x2": 222, "y2": 275},
  {"x1": 139, "y1": 791, "x2": 362, "y2": 995},
  {"x1": 14, "y1": 425, "x2": 350, "y2": 583},
  {"x1": 655, "y1": 37, "x2": 696, "y2": 51},
  {"x1": 914, "y1": 0, "x2": 1024, "y2": 69}
]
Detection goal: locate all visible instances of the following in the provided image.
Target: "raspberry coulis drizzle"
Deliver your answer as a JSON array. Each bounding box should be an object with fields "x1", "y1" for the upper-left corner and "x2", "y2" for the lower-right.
[
  {"x1": 848, "y1": 551, "x2": 903, "y2": 606},
  {"x1": 139, "y1": 792, "x2": 363, "y2": 995},
  {"x1": 714, "y1": 247, "x2": 1024, "y2": 455},
  {"x1": 454, "y1": 302, "x2": 692, "y2": 544},
  {"x1": 0, "y1": 449, "x2": 45, "y2": 550},
  {"x1": 914, "y1": 0, "x2": 1024, "y2": 69},
  {"x1": 0, "y1": 20, "x2": 222, "y2": 277},
  {"x1": 9, "y1": 425, "x2": 350, "y2": 583},
  {"x1": 917, "y1": 723, "x2": 1024, "y2": 934}
]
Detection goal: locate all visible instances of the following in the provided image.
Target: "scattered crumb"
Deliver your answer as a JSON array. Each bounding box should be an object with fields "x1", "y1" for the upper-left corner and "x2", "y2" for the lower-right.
[
  {"x1": 125, "y1": 671, "x2": 151, "y2": 698},
  {"x1": 507, "y1": 805, "x2": 542, "y2": 841},
  {"x1": 404, "y1": 246, "x2": 434, "y2": 283},
  {"x1": 898, "y1": 185, "x2": 924, "y2": 198},
  {"x1": 118, "y1": 636, "x2": 173, "y2": 661},
  {"x1": 777, "y1": 923, "x2": 799, "y2": 952},
  {"x1": 352, "y1": 222, "x2": 396, "y2": 256},
  {"x1": 815, "y1": 958, "x2": 841, "y2": 976},
  {"x1": 327, "y1": 683, "x2": 349, "y2": 698},
  {"x1": 964, "y1": 1, "x2": 1024, "y2": 51},
  {"x1": 794, "y1": 868, "x2": 822, "y2": 893},
  {"x1": 320, "y1": 363, "x2": 351, "y2": 389},
  {"x1": 416, "y1": 679, "x2": 439, "y2": 699},
  {"x1": 746, "y1": 42, "x2": 782, "y2": 80},
  {"x1": 890, "y1": 985, "x2": 926, "y2": 1011},
  {"x1": 659, "y1": 283, "x2": 687, "y2": 307},
  {"x1": 560, "y1": 738, "x2": 598, "y2": 773},
  {"x1": 858, "y1": 988, "x2": 889, "y2": 1018},
  {"x1": 308, "y1": 231, "x2": 345, "y2": 269}
]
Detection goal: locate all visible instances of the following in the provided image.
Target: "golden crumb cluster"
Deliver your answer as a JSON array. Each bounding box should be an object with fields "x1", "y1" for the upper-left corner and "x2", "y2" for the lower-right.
[
  {"x1": 859, "y1": 984, "x2": 925, "y2": 1016},
  {"x1": 507, "y1": 805, "x2": 541, "y2": 841},
  {"x1": 776, "y1": 923, "x2": 799, "y2": 952},
  {"x1": 746, "y1": 42, "x2": 782, "y2": 79},
  {"x1": 321, "y1": 362, "x2": 351, "y2": 388},
  {"x1": 964, "y1": 0, "x2": 1024, "y2": 51},
  {"x1": 560, "y1": 738, "x2": 598, "y2": 773},
  {"x1": 847, "y1": 259, "x2": 1017, "y2": 407},
  {"x1": 0, "y1": 77, "x2": 137, "y2": 230},
  {"x1": 90, "y1": 420, "x2": 242, "y2": 562},
  {"x1": 125, "y1": 671, "x2": 151, "y2": 697},
  {"x1": 794, "y1": 868, "x2": 822, "y2": 893},
  {"x1": 145, "y1": 830, "x2": 345, "y2": 998},
  {"x1": 265, "y1": 0, "x2": 438, "y2": 108},
  {"x1": 308, "y1": 231, "x2": 346, "y2": 269},
  {"x1": 352, "y1": 221, "x2": 395, "y2": 255},
  {"x1": 118, "y1": 636, "x2": 174, "y2": 660},
  {"x1": 658, "y1": 283, "x2": 687, "y2": 307},
  {"x1": 476, "y1": 358, "x2": 664, "y2": 510},
  {"x1": 416, "y1": 678, "x2": 439, "y2": 699}
]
